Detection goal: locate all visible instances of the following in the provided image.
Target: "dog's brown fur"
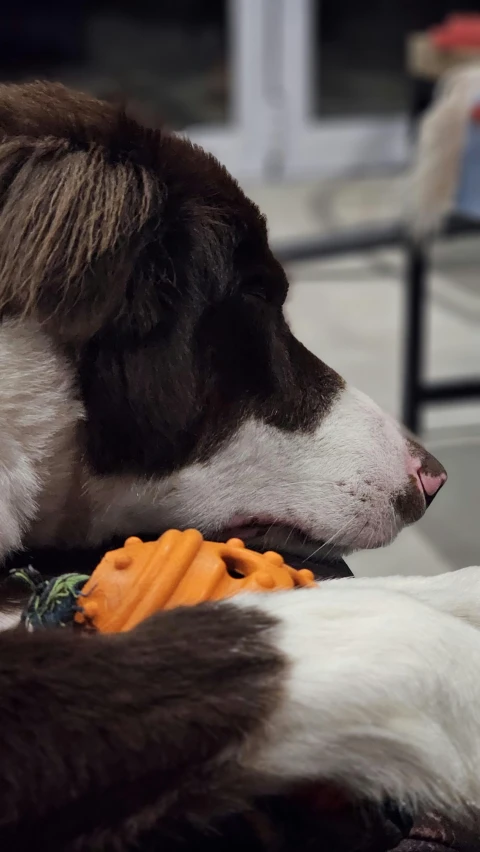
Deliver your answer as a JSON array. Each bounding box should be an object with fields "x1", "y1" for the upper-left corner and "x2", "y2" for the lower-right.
[
  {"x1": 0, "y1": 81, "x2": 262, "y2": 343},
  {"x1": 0, "y1": 603, "x2": 283, "y2": 851}
]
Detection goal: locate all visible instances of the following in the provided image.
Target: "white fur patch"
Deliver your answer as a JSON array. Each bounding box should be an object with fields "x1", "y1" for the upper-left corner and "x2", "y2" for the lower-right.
[
  {"x1": 235, "y1": 573, "x2": 480, "y2": 811},
  {"x1": 99, "y1": 385, "x2": 415, "y2": 552},
  {"x1": 0, "y1": 319, "x2": 82, "y2": 558},
  {"x1": 0, "y1": 606, "x2": 22, "y2": 631}
]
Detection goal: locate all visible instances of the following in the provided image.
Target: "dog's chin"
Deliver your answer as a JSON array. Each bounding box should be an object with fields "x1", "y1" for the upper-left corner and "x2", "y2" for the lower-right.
[{"x1": 215, "y1": 523, "x2": 351, "y2": 580}]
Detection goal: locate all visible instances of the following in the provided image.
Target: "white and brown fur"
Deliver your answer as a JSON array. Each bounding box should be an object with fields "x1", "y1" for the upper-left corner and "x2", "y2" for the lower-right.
[{"x1": 0, "y1": 82, "x2": 479, "y2": 851}]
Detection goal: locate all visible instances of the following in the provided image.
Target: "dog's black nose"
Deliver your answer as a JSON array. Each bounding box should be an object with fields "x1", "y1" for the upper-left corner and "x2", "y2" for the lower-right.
[
  {"x1": 417, "y1": 457, "x2": 447, "y2": 507},
  {"x1": 407, "y1": 442, "x2": 447, "y2": 507}
]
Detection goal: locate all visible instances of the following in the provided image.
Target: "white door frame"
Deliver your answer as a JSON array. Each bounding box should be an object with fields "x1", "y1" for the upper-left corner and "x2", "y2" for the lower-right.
[
  {"x1": 186, "y1": 0, "x2": 274, "y2": 183},
  {"x1": 279, "y1": 0, "x2": 410, "y2": 179}
]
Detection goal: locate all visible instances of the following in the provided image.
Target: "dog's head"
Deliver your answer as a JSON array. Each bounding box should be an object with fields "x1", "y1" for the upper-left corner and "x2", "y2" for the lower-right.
[{"x1": 0, "y1": 82, "x2": 446, "y2": 554}]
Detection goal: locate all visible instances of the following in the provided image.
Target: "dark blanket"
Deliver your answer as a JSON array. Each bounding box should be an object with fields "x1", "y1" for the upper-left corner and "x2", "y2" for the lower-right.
[{"x1": 397, "y1": 813, "x2": 480, "y2": 852}]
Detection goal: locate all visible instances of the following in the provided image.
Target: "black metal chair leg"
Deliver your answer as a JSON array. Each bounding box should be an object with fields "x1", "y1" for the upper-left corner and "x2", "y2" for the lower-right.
[{"x1": 402, "y1": 241, "x2": 428, "y2": 435}]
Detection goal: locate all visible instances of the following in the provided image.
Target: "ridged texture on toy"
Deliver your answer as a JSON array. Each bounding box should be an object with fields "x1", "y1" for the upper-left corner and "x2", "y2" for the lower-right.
[{"x1": 75, "y1": 529, "x2": 315, "y2": 633}]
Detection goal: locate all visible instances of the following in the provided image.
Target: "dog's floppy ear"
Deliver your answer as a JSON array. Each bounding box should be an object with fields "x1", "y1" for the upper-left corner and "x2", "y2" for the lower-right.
[{"x1": 0, "y1": 81, "x2": 163, "y2": 342}]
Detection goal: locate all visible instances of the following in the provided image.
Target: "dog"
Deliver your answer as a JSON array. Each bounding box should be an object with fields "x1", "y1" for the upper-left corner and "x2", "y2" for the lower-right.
[{"x1": 1, "y1": 82, "x2": 480, "y2": 851}]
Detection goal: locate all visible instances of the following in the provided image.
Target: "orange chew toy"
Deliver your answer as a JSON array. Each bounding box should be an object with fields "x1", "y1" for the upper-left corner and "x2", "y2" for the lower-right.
[{"x1": 75, "y1": 529, "x2": 315, "y2": 633}]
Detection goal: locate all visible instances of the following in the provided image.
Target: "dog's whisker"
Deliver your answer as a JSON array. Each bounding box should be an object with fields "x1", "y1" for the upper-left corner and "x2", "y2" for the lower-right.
[
  {"x1": 323, "y1": 516, "x2": 370, "y2": 561},
  {"x1": 301, "y1": 517, "x2": 356, "y2": 563}
]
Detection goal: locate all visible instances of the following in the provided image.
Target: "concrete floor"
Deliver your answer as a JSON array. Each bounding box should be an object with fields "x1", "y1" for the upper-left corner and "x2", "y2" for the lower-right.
[{"x1": 248, "y1": 177, "x2": 480, "y2": 578}]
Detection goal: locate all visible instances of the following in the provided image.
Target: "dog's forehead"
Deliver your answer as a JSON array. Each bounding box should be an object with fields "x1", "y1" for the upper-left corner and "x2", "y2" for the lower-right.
[
  {"x1": 163, "y1": 138, "x2": 279, "y2": 277},
  {"x1": 0, "y1": 79, "x2": 266, "y2": 242}
]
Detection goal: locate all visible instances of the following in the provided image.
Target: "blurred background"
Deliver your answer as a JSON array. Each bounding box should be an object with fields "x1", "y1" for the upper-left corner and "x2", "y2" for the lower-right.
[{"x1": 3, "y1": 0, "x2": 480, "y2": 576}]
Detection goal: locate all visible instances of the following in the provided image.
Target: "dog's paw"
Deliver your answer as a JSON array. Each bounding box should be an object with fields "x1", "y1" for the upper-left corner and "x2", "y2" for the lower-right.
[{"x1": 233, "y1": 586, "x2": 480, "y2": 815}]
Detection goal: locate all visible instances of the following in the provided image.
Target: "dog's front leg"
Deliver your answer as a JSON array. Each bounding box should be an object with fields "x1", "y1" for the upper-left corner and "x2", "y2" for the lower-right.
[{"x1": 235, "y1": 585, "x2": 480, "y2": 816}]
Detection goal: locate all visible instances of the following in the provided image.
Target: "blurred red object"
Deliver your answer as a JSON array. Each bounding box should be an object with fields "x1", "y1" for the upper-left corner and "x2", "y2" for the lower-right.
[{"x1": 430, "y1": 14, "x2": 480, "y2": 50}]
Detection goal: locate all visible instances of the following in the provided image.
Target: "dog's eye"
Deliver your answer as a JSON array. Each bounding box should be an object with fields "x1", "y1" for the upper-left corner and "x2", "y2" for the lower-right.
[
  {"x1": 247, "y1": 285, "x2": 268, "y2": 302},
  {"x1": 244, "y1": 276, "x2": 269, "y2": 302}
]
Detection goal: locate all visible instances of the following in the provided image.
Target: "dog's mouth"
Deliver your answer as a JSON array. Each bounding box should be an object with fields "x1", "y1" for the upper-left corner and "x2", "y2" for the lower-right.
[{"x1": 216, "y1": 523, "x2": 351, "y2": 580}]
